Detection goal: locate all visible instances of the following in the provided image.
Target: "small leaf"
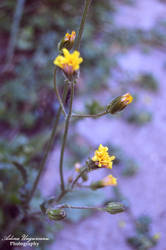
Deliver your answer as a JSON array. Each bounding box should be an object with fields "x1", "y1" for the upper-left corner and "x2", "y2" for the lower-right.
[{"x1": 12, "y1": 161, "x2": 28, "y2": 185}]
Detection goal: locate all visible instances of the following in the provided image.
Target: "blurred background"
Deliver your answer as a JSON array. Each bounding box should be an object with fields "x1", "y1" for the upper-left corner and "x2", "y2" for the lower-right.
[{"x1": 0, "y1": 0, "x2": 166, "y2": 249}]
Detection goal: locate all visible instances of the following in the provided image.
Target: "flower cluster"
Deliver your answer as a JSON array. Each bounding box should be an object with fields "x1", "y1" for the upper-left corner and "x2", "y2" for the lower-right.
[
  {"x1": 92, "y1": 144, "x2": 115, "y2": 169},
  {"x1": 89, "y1": 144, "x2": 117, "y2": 188},
  {"x1": 54, "y1": 48, "x2": 83, "y2": 76}
]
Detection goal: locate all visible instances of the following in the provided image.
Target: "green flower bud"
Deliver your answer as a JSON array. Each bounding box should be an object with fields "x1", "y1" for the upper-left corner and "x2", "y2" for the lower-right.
[
  {"x1": 106, "y1": 93, "x2": 133, "y2": 114},
  {"x1": 46, "y1": 209, "x2": 66, "y2": 221},
  {"x1": 91, "y1": 181, "x2": 104, "y2": 190},
  {"x1": 104, "y1": 202, "x2": 125, "y2": 214}
]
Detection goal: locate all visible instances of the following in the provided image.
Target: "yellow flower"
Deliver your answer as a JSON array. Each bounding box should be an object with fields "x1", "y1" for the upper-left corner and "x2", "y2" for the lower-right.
[
  {"x1": 92, "y1": 144, "x2": 115, "y2": 169},
  {"x1": 101, "y1": 175, "x2": 117, "y2": 186},
  {"x1": 64, "y1": 31, "x2": 76, "y2": 42},
  {"x1": 121, "y1": 93, "x2": 133, "y2": 105},
  {"x1": 53, "y1": 48, "x2": 83, "y2": 75}
]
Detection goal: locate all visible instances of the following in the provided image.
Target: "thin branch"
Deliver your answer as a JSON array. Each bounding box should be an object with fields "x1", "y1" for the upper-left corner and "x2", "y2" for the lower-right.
[
  {"x1": 71, "y1": 167, "x2": 88, "y2": 189},
  {"x1": 6, "y1": 0, "x2": 26, "y2": 64},
  {"x1": 54, "y1": 67, "x2": 67, "y2": 118},
  {"x1": 11, "y1": 161, "x2": 28, "y2": 185},
  {"x1": 56, "y1": 190, "x2": 68, "y2": 203},
  {"x1": 72, "y1": 111, "x2": 108, "y2": 119},
  {"x1": 75, "y1": 0, "x2": 92, "y2": 50},
  {"x1": 59, "y1": 82, "x2": 74, "y2": 192},
  {"x1": 26, "y1": 85, "x2": 68, "y2": 204},
  {"x1": 57, "y1": 204, "x2": 102, "y2": 211}
]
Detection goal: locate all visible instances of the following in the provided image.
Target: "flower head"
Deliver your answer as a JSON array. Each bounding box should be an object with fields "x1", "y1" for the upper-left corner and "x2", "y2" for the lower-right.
[
  {"x1": 54, "y1": 48, "x2": 83, "y2": 75},
  {"x1": 64, "y1": 31, "x2": 76, "y2": 42},
  {"x1": 101, "y1": 175, "x2": 117, "y2": 186},
  {"x1": 92, "y1": 144, "x2": 115, "y2": 169}
]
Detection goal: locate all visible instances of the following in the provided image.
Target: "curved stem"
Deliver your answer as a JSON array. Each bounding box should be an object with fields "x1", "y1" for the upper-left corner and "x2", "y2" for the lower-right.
[
  {"x1": 54, "y1": 67, "x2": 67, "y2": 118},
  {"x1": 27, "y1": 85, "x2": 68, "y2": 204},
  {"x1": 71, "y1": 167, "x2": 88, "y2": 189},
  {"x1": 75, "y1": 0, "x2": 92, "y2": 50},
  {"x1": 72, "y1": 111, "x2": 108, "y2": 119},
  {"x1": 59, "y1": 82, "x2": 74, "y2": 192},
  {"x1": 56, "y1": 190, "x2": 68, "y2": 203}
]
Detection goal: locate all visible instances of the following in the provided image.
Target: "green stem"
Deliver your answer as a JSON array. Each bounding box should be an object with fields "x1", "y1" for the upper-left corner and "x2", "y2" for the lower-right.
[
  {"x1": 57, "y1": 204, "x2": 102, "y2": 211},
  {"x1": 56, "y1": 190, "x2": 68, "y2": 203},
  {"x1": 59, "y1": 82, "x2": 74, "y2": 192},
  {"x1": 72, "y1": 111, "x2": 108, "y2": 119},
  {"x1": 75, "y1": 0, "x2": 92, "y2": 50},
  {"x1": 71, "y1": 167, "x2": 88, "y2": 189},
  {"x1": 77, "y1": 184, "x2": 91, "y2": 188},
  {"x1": 27, "y1": 85, "x2": 68, "y2": 204},
  {"x1": 54, "y1": 67, "x2": 67, "y2": 118}
]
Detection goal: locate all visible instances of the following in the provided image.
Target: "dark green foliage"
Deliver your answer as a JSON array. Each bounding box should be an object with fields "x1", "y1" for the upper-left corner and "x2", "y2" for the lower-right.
[
  {"x1": 135, "y1": 73, "x2": 158, "y2": 91},
  {"x1": 127, "y1": 235, "x2": 157, "y2": 250},
  {"x1": 106, "y1": 144, "x2": 139, "y2": 177},
  {"x1": 126, "y1": 110, "x2": 152, "y2": 125},
  {"x1": 127, "y1": 215, "x2": 157, "y2": 250},
  {"x1": 85, "y1": 100, "x2": 104, "y2": 115}
]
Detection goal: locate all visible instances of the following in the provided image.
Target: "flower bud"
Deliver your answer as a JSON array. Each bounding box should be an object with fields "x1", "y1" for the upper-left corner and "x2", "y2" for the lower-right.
[
  {"x1": 75, "y1": 162, "x2": 81, "y2": 173},
  {"x1": 91, "y1": 181, "x2": 104, "y2": 190},
  {"x1": 104, "y1": 202, "x2": 125, "y2": 214},
  {"x1": 46, "y1": 209, "x2": 66, "y2": 221},
  {"x1": 91, "y1": 175, "x2": 117, "y2": 190},
  {"x1": 106, "y1": 93, "x2": 133, "y2": 114},
  {"x1": 58, "y1": 31, "x2": 76, "y2": 51}
]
